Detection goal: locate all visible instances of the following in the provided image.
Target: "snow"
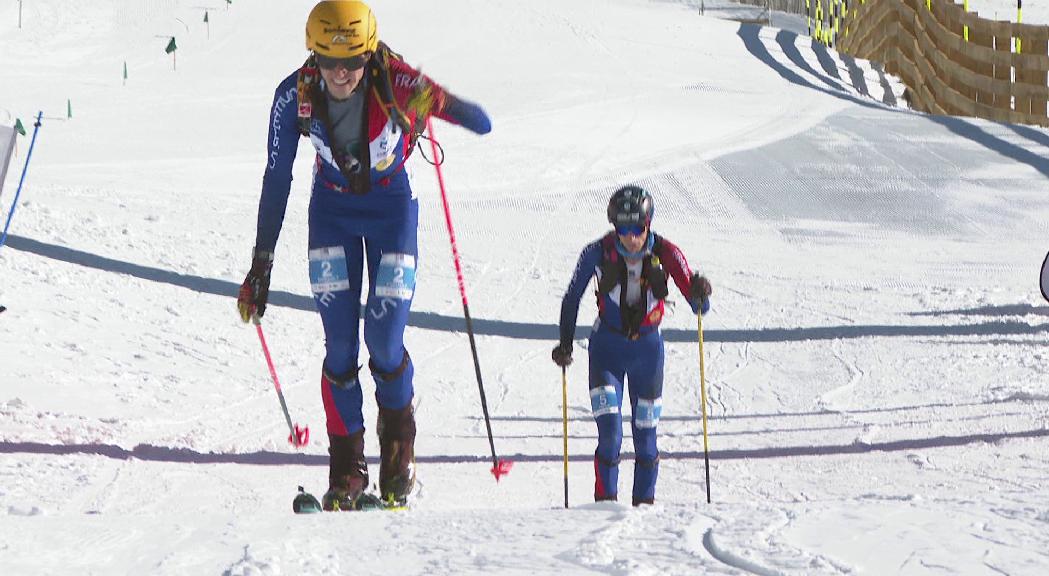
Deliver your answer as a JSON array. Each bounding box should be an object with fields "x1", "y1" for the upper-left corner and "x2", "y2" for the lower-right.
[
  {"x1": 965, "y1": 0, "x2": 1049, "y2": 24},
  {"x1": 2, "y1": 0, "x2": 1049, "y2": 574}
]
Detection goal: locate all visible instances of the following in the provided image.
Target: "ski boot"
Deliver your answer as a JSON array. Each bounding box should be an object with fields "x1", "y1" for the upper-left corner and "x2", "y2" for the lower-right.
[
  {"x1": 377, "y1": 403, "x2": 416, "y2": 507},
  {"x1": 321, "y1": 431, "x2": 384, "y2": 511}
]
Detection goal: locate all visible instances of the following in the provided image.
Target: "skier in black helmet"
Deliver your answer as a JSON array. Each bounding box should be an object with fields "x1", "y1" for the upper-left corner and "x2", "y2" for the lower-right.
[{"x1": 552, "y1": 185, "x2": 712, "y2": 506}]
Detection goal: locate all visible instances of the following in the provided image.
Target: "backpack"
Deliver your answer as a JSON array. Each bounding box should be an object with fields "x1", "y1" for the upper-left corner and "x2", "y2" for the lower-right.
[
  {"x1": 595, "y1": 232, "x2": 669, "y2": 338},
  {"x1": 294, "y1": 42, "x2": 429, "y2": 193}
]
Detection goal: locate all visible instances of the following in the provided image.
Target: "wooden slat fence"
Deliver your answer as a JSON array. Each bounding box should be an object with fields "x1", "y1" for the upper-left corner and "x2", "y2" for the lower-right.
[{"x1": 835, "y1": 0, "x2": 1049, "y2": 126}]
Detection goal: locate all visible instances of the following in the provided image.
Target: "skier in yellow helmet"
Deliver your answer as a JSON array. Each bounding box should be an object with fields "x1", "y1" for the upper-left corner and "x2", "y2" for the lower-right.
[{"x1": 237, "y1": 1, "x2": 492, "y2": 511}]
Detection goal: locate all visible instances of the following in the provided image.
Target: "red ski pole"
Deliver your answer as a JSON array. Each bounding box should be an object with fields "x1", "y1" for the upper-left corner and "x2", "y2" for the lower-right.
[
  {"x1": 427, "y1": 118, "x2": 512, "y2": 481},
  {"x1": 252, "y1": 315, "x2": 310, "y2": 449}
]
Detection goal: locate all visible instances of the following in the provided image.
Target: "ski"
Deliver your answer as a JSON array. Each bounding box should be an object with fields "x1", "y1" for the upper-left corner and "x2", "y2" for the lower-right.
[{"x1": 292, "y1": 486, "x2": 410, "y2": 514}]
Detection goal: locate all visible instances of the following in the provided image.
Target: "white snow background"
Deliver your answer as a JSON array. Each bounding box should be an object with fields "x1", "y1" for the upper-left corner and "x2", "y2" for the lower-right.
[{"x1": 2, "y1": 0, "x2": 1049, "y2": 574}]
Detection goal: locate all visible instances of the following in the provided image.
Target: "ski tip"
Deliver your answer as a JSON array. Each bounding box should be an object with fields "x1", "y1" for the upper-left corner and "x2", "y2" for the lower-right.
[
  {"x1": 491, "y1": 459, "x2": 514, "y2": 482},
  {"x1": 293, "y1": 489, "x2": 322, "y2": 514}
]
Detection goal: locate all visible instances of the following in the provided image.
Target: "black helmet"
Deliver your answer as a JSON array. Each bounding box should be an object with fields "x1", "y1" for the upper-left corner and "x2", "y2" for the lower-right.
[{"x1": 606, "y1": 185, "x2": 654, "y2": 228}]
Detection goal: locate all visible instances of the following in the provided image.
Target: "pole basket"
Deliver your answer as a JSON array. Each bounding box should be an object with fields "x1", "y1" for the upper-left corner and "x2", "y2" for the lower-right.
[
  {"x1": 491, "y1": 459, "x2": 514, "y2": 481},
  {"x1": 289, "y1": 424, "x2": 310, "y2": 448}
]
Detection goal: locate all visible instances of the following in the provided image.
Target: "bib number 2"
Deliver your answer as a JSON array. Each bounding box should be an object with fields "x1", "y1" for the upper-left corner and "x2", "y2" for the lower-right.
[
  {"x1": 309, "y1": 246, "x2": 350, "y2": 293},
  {"x1": 375, "y1": 253, "x2": 416, "y2": 301}
]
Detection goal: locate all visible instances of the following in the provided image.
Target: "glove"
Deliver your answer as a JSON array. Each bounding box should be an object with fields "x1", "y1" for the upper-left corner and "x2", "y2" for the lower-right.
[
  {"x1": 238, "y1": 248, "x2": 274, "y2": 322},
  {"x1": 551, "y1": 342, "x2": 573, "y2": 368},
  {"x1": 442, "y1": 94, "x2": 492, "y2": 135},
  {"x1": 689, "y1": 273, "x2": 712, "y2": 314}
]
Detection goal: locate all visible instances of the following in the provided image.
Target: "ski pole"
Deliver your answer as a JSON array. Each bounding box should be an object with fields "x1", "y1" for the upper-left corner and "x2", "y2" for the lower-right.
[
  {"x1": 698, "y1": 312, "x2": 712, "y2": 504},
  {"x1": 0, "y1": 112, "x2": 43, "y2": 253},
  {"x1": 252, "y1": 315, "x2": 310, "y2": 448},
  {"x1": 561, "y1": 365, "x2": 570, "y2": 508},
  {"x1": 426, "y1": 118, "x2": 513, "y2": 482}
]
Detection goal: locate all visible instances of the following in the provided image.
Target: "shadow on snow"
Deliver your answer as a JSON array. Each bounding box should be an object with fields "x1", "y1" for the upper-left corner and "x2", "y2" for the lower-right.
[
  {"x1": 7, "y1": 234, "x2": 1048, "y2": 343},
  {"x1": 3, "y1": 427, "x2": 1047, "y2": 465},
  {"x1": 485, "y1": 395, "x2": 1048, "y2": 423}
]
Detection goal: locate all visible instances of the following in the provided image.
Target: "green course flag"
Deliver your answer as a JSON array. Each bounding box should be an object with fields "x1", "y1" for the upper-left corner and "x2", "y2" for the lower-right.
[
  {"x1": 67, "y1": 99, "x2": 72, "y2": 119},
  {"x1": 14, "y1": 118, "x2": 26, "y2": 136},
  {"x1": 165, "y1": 37, "x2": 177, "y2": 54},
  {"x1": 123, "y1": 61, "x2": 128, "y2": 82},
  {"x1": 204, "y1": 11, "x2": 209, "y2": 23}
]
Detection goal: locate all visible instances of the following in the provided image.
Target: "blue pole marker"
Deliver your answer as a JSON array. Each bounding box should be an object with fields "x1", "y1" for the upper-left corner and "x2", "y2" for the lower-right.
[{"x1": 0, "y1": 111, "x2": 43, "y2": 252}]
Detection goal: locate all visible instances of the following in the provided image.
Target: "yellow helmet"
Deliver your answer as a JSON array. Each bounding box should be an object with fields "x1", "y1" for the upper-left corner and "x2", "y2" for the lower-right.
[{"x1": 305, "y1": 1, "x2": 378, "y2": 58}]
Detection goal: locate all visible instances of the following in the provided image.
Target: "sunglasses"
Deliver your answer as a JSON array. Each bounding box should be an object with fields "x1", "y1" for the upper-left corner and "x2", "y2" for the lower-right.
[
  {"x1": 615, "y1": 224, "x2": 646, "y2": 236},
  {"x1": 315, "y1": 53, "x2": 368, "y2": 71}
]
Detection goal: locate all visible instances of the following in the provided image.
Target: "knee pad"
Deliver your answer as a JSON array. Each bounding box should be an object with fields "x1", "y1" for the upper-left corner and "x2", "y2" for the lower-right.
[
  {"x1": 370, "y1": 349, "x2": 410, "y2": 383},
  {"x1": 323, "y1": 364, "x2": 360, "y2": 390},
  {"x1": 322, "y1": 339, "x2": 359, "y2": 378},
  {"x1": 595, "y1": 453, "x2": 621, "y2": 468},
  {"x1": 370, "y1": 350, "x2": 414, "y2": 410},
  {"x1": 635, "y1": 453, "x2": 660, "y2": 469}
]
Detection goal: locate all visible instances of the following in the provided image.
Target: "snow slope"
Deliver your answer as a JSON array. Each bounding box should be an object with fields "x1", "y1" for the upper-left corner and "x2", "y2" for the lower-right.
[{"x1": 2, "y1": 1, "x2": 1048, "y2": 574}]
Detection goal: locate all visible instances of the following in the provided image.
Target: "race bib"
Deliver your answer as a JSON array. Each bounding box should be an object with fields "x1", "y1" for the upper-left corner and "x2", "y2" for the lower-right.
[
  {"x1": 590, "y1": 385, "x2": 619, "y2": 417},
  {"x1": 375, "y1": 253, "x2": 416, "y2": 300},
  {"x1": 634, "y1": 397, "x2": 663, "y2": 429},
  {"x1": 309, "y1": 246, "x2": 350, "y2": 293}
]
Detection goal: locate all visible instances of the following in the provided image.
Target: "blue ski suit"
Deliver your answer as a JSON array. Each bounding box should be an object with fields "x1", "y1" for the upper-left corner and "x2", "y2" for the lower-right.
[
  {"x1": 254, "y1": 54, "x2": 490, "y2": 438},
  {"x1": 558, "y1": 231, "x2": 708, "y2": 504}
]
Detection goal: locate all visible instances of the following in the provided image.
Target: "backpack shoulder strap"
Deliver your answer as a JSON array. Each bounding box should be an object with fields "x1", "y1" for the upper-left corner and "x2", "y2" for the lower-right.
[
  {"x1": 296, "y1": 57, "x2": 322, "y2": 137},
  {"x1": 596, "y1": 233, "x2": 622, "y2": 295},
  {"x1": 368, "y1": 42, "x2": 415, "y2": 135},
  {"x1": 645, "y1": 233, "x2": 669, "y2": 299}
]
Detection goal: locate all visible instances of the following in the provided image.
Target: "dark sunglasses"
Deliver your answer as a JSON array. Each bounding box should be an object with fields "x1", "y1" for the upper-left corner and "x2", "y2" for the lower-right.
[
  {"x1": 615, "y1": 224, "x2": 646, "y2": 236},
  {"x1": 315, "y1": 53, "x2": 368, "y2": 71}
]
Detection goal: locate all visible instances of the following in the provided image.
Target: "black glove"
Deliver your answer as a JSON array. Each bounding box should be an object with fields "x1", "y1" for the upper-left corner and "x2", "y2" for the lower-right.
[
  {"x1": 689, "y1": 273, "x2": 712, "y2": 312},
  {"x1": 238, "y1": 248, "x2": 274, "y2": 322},
  {"x1": 551, "y1": 342, "x2": 573, "y2": 367}
]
